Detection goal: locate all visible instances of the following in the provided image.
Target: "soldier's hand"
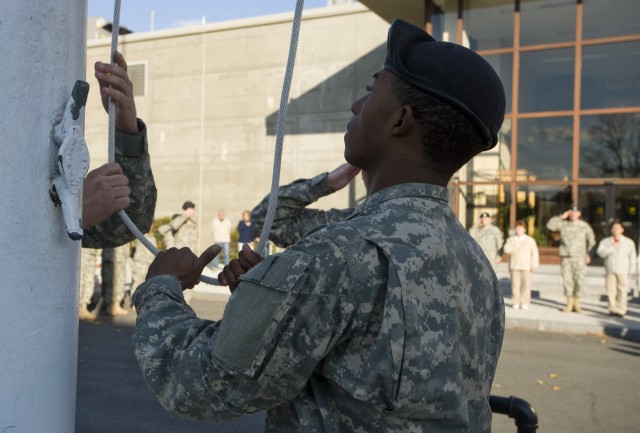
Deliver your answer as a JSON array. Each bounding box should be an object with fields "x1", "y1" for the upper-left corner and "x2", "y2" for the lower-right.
[
  {"x1": 562, "y1": 210, "x2": 571, "y2": 219},
  {"x1": 146, "y1": 245, "x2": 221, "y2": 290},
  {"x1": 218, "y1": 244, "x2": 264, "y2": 293},
  {"x1": 326, "y1": 163, "x2": 361, "y2": 191},
  {"x1": 81, "y1": 162, "x2": 130, "y2": 229},
  {"x1": 95, "y1": 50, "x2": 138, "y2": 133},
  {"x1": 585, "y1": 255, "x2": 591, "y2": 265}
]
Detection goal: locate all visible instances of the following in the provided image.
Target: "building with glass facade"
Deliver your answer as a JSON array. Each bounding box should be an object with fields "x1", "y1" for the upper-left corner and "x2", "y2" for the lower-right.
[
  {"x1": 86, "y1": 1, "x2": 639, "y2": 259},
  {"x1": 363, "y1": 0, "x2": 640, "y2": 260}
]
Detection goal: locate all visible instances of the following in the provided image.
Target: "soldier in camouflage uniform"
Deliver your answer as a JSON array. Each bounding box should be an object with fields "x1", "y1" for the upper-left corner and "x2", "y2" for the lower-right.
[
  {"x1": 79, "y1": 248, "x2": 101, "y2": 321},
  {"x1": 546, "y1": 205, "x2": 596, "y2": 313},
  {"x1": 469, "y1": 212, "x2": 504, "y2": 268},
  {"x1": 158, "y1": 202, "x2": 198, "y2": 251},
  {"x1": 101, "y1": 244, "x2": 131, "y2": 316},
  {"x1": 130, "y1": 226, "x2": 158, "y2": 299},
  {"x1": 172, "y1": 201, "x2": 198, "y2": 251},
  {"x1": 132, "y1": 20, "x2": 506, "y2": 432},
  {"x1": 78, "y1": 51, "x2": 157, "y2": 319}
]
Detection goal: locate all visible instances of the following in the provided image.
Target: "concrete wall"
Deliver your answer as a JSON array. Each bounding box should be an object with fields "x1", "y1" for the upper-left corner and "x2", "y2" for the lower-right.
[{"x1": 85, "y1": 4, "x2": 386, "y2": 253}]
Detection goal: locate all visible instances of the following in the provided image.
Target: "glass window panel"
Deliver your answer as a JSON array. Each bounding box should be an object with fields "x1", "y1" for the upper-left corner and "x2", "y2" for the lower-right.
[
  {"x1": 516, "y1": 185, "x2": 572, "y2": 246},
  {"x1": 578, "y1": 186, "x2": 608, "y2": 244},
  {"x1": 431, "y1": 0, "x2": 459, "y2": 43},
  {"x1": 520, "y1": 0, "x2": 576, "y2": 46},
  {"x1": 517, "y1": 117, "x2": 573, "y2": 180},
  {"x1": 578, "y1": 185, "x2": 640, "y2": 249},
  {"x1": 460, "y1": 183, "x2": 507, "y2": 235},
  {"x1": 581, "y1": 41, "x2": 640, "y2": 110},
  {"x1": 463, "y1": 0, "x2": 514, "y2": 50},
  {"x1": 612, "y1": 187, "x2": 640, "y2": 248},
  {"x1": 460, "y1": 120, "x2": 512, "y2": 182},
  {"x1": 583, "y1": 0, "x2": 640, "y2": 40},
  {"x1": 579, "y1": 113, "x2": 640, "y2": 178},
  {"x1": 484, "y1": 53, "x2": 513, "y2": 114},
  {"x1": 519, "y1": 48, "x2": 574, "y2": 113}
]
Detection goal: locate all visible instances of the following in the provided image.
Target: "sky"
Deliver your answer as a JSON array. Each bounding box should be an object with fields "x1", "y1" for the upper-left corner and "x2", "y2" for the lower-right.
[{"x1": 88, "y1": 0, "x2": 329, "y2": 33}]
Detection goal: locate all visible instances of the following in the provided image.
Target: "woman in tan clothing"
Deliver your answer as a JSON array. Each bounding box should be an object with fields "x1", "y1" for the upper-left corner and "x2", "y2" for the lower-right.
[{"x1": 503, "y1": 221, "x2": 540, "y2": 309}]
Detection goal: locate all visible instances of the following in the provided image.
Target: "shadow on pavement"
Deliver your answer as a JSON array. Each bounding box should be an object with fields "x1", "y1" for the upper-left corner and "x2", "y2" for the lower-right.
[{"x1": 76, "y1": 301, "x2": 265, "y2": 433}]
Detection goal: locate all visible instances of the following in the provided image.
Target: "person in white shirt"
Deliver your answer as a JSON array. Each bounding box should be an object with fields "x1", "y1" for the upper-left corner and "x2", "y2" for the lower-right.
[
  {"x1": 596, "y1": 220, "x2": 637, "y2": 318},
  {"x1": 211, "y1": 209, "x2": 231, "y2": 268},
  {"x1": 503, "y1": 220, "x2": 539, "y2": 310}
]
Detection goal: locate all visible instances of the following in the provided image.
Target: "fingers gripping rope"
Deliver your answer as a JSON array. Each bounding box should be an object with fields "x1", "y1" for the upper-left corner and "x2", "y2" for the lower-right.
[{"x1": 106, "y1": 0, "x2": 305, "y2": 285}]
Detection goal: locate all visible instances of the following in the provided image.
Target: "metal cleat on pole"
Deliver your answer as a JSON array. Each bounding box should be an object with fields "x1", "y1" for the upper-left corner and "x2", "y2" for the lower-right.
[{"x1": 51, "y1": 80, "x2": 91, "y2": 240}]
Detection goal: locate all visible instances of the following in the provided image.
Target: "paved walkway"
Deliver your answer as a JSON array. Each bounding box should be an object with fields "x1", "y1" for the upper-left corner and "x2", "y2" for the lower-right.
[{"x1": 194, "y1": 264, "x2": 640, "y2": 342}]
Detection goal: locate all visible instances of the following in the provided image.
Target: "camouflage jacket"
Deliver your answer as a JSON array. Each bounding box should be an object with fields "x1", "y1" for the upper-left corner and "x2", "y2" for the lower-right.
[
  {"x1": 133, "y1": 183, "x2": 505, "y2": 432},
  {"x1": 82, "y1": 119, "x2": 157, "y2": 249},
  {"x1": 171, "y1": 215, "x2": 198, "y2": 251},
  {"x1": 251, "y1": 172, "x2": 354, "y2": 248},
  {"x1": 546, "y1": 216, "x2": 596, "y2": 258},
  {"x1": 469, "y1": 225, "x2": 503, "y2": 262}
]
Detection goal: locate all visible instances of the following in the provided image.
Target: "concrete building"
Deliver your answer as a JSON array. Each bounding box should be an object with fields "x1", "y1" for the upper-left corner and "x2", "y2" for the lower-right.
[{"x1": 85, "y1": 0, "x2": 640, "y2": 260}]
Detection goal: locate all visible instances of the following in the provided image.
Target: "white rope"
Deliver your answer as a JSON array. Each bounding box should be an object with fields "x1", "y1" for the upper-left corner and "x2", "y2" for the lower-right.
[
  {"x1": 106, "y1": 0, "x2": 304, "y2": 285},
  {"x1": 256, "y1": 0, "x2": 305, "y2": 255}
]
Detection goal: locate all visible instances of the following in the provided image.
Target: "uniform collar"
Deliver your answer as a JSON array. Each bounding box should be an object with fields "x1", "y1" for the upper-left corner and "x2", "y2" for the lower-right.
[{"x1": 355, "y1": 183, "x2": 449, "y2": 214}]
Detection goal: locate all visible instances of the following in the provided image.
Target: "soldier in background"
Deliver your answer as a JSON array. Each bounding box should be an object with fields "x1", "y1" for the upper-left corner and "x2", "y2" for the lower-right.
[
  {"x1": 158, "y1": 201, "x2": 198, "y2": 304},
  {"x1": 158, "y1": 201, "x2": 198, "y2": 251},
  {"x1": 469, "y1": 212, "x2": 504, "y2": 268},
  {"x1": 547, "y1": 205, "x2": 596, "y2": 313},
  {"x1": 101, "y1": 245, "x2": 130, "y2": 316},
  {"x1": 130, "y1": 224, "x2": 158, "y2": 305},
  {"x1": 79, "y1": 248, "x2": 101, "y2": 321}
]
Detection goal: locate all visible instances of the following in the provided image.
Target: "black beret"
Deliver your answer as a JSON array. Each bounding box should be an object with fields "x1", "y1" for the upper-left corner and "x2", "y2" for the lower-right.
[
  {"x1": 182, "y1": 201, "x2": 196, "y2": 210},
  {"x1": 480, "y1": 212, "x2": 490, "y2": 218},
  {"x1": 383, "y1": 19, "x2": 506, "y2": 149}
]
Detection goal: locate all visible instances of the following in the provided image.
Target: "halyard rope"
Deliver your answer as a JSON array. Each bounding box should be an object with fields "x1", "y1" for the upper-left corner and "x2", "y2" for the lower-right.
[
  {"x1": 106, "y1": 0, "x2": 304, "y2": 285},
  {"x1": 256, "y1": 0, "x2": 304, "y2": 256}
]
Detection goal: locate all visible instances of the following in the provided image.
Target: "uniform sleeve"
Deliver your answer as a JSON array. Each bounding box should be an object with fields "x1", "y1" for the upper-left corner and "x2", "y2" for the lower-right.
[
  {"x1": 469, "y1": 227, "x2": 479, "y2": 240},
  {"x1": 82, "y1": 119, "x2": 157, "y2": 249},
  {"x1": 170, "y1": 214, "x2": 188, "y2": 232},
  {"x1": 586, "y1": 224, "x2": 596, "y2": 252},
  {"x1": 132, "y1": 237, "x2": 357, "y2": 421},
  {"x1": 495, "y1": 228, "x2": 504, "y2": 257},
  {"x1": 251, "y1": 173, "x2": 353, "y2": 248},
  {"x1": 546, "y1": 215, "x2": 564, "y2": 232}
]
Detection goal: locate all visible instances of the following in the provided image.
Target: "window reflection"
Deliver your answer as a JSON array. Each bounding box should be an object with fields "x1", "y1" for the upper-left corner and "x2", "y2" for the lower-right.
[
  {"x1": 431, "y1": 0, "x2": 459, "y2": 43},
  {"x1": 520, "y1": 0, "x2": 575, "y2": 46},
  {"x1": 514, "y1": 185, "x2": 572, "y2": 247},
  {"x1": 581, "y1": 41, "x2": 640, "y2": 110},
  {"x1": 583, "y1": 0, "x2": 640, "y2": 40},
  {"x1": 461, "y1": 184, "x2": 505, "y2": 233},
  {"x1": 483, "y1": 53, "x2": 513, "y2": 114},
  {"x1": 463, "y1": 0, "x2": 514, "y2": 50},
  {"x1": 519, "y1": 48, "x2": 574, "y2": 113},
  {"x1": 518, "y1": 117, "x2": 572, "y2": 180},
  {"x1": 579, "y1": 114, "x2": 640, "y2": 178},
  {"x1": 462, "y1": 121, "x2": 512, "y2": 182}
]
